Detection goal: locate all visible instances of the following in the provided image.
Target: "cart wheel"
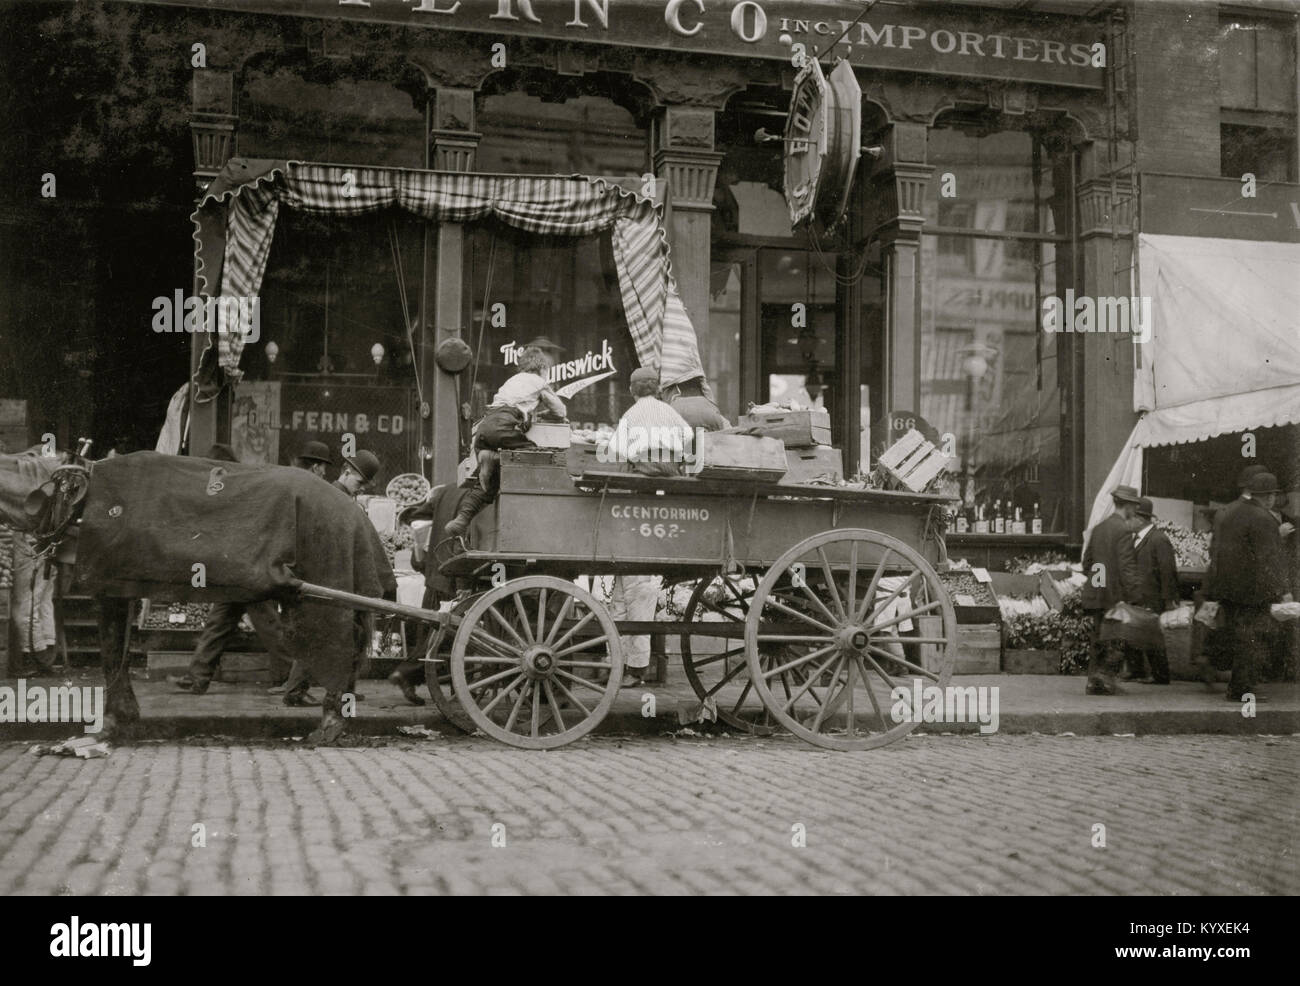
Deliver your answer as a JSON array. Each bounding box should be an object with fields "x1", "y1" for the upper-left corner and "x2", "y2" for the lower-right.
[
  {"x1": 679, "y1": 576, "x2": 784, "y2": 735},
  {"x1": 451, "y1": 575, "x2": 623, "y2": 749},
  {"x1": 745, "y1": 529, "x2": 957, "y2": 751},
  {"x1": 424, "y1": 595, "x2": 480, "y2": 734}
]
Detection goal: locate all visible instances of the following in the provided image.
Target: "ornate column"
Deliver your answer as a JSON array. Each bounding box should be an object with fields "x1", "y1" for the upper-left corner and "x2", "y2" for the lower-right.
[
  {"x1": 652, "y1": 105, "x2": 723, "y2": 368},
  {"x1": 867, "y1": 121, "x2": 933, "y2": 416},
  {"x1": 426, "y1": 87, "x2": 482, "y2": 487},
  {"x1": 189, "y1": 70, "x2": 238, "y2": 455}
]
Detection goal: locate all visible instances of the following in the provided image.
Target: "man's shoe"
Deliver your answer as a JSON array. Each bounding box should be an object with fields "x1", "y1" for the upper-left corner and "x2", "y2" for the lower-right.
[
  {"x1": 283, "y1": 692, "x2": 321, "y2": 707},
  {"x1": 389, "y1": 671, "x2": 426, "y2": 706},
  {"x1": 172, "y1": 675, "x2": 209, "y2": 695}
]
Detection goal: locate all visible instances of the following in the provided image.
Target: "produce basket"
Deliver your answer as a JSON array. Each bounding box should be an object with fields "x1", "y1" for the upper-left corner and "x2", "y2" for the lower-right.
[{"x1": 386, "y1": 473, "x2": 431, "y2": 508}]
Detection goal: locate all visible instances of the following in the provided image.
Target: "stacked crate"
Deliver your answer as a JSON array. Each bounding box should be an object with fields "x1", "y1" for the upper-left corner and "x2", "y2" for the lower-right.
[{"x1": 739, "y1": 408, "x2": 845, "y2": 485}]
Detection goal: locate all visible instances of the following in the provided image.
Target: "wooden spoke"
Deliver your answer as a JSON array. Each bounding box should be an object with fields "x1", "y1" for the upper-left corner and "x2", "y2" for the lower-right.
[
  {"x1": 511, "y1": 591, "x2": 536, "y2": 645},
  {"x1": 756, "y1": 633, "x2": 835, "y2": 644},
  {"x1": 465, "y1": 666, "x2": 525, "y2": 692},
  {"x1": 789, "y1": 577, "x2": 841, "y2": 628},
  {"x1": 867, "y1": 599, "x2": 945, "y2": 633},
  {"x1": 816, "y1": 546, "x2": 847, "y2": 621},
  {"x1": 542, "y1": 679, "x2": 566, "y2": 732},
  {"x1": 760, "y1": 595, "x2": 839, "y2": 635},
  {"x1": 553, "y1": 635, "x2": 611, "y2": 658},
  {"x1": 480, "y1": 675, "x2": 527, "y2": 715},
  {"x1": 458, "y1": 654, "x2": 520, "y2": 667},
  {"x1": 853, "y1": 655, "x2": 892, "y2": 731},
  {"x1": 846, "y1": 541, "x2": 859, "y2": 624},
  {"x1": 761, "y1": 643, "x2": 837, "y2": 680},
  {"x1": 844, "y1": 657, "x2": 855, "y2": 735},
  {"x1": 554, "y1": 668, "x2": 608, "y2": 695},
  {"x1": 530, "y1": 685, "x2": 541, "y2": 738},
  {"x1": 702, "y1": 658, "x2": 750, "y2": 699},
  {"x1": 543, "y1": 594, "x2": 575, "y2": 647},
  {"x1": 862, "y1": 652, "x2": 907, "y2": 692},
  {"x1": 550, "y1": 610, "x2": 596, "y2": 653},
  {"x1": 466, "y1": 625, "x2": 519, "y2": 659},
  {"x1": 865, "y1": 644, "x2": 941, "y2": 683},
  {"x1": 809, "y1": 655, "x2": 846, "y2": 732},
  {"x1": 854, "y1": 548, "x2": 893, "y2": 623},
  {"x1": 866, "y1": 570, "x2": 922, "y2": 625},
  {"x1": 731, "y1": 677, "x2": 755, "y2": 716},
  {"x1": 503, "y1": 681, "x2": 531, "y2": 733},
  {"x1": 485, "y1": 604, "x2": 529, "y2": 650},
  {"x1": 779, "y1": 650, "x2": 841, "y2": 714},
  {"x1": 551, "y1": 676, "x2": 592, "y2": 716},
  {"x1": 688, "y1": 647, "x2": 746, "y2": 669},
  {"x1": 871, "y1": 636, "x2": 950, "y2": 645},
  {"x1": 536, "y1": 587, "x2": 548, "y2": 643}
]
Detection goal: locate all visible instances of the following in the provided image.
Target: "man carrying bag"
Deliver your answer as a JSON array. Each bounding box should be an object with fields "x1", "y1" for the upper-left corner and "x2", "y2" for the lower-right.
[{"x1": 1081, "y1": 484, "x2": 1143, "y2": 695}]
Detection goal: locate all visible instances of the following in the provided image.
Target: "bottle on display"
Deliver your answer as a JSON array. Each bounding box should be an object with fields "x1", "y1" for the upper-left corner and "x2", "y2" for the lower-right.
[
  {"x1": 1031, "y1": 500, "x2": 1043, "y2": 535},
  {"x1": 993, "y1": 500, "x2": 1005, "y2": 534},
  {"x1": 974, "y1": 504, "x2": 989, "y2": 534},
  {"x1": 1012, "y1": 506, "x2": 1025, "y2": 535},
  {"x1": 955, "y1": 506, "x2": 969, "y2": 534}
]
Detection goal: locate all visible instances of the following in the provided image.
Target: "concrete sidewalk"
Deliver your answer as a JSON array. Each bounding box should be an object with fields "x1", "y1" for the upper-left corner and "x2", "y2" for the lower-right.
[{"x1": 1, "y1": 668, "x2": 1296, "y2": 741}]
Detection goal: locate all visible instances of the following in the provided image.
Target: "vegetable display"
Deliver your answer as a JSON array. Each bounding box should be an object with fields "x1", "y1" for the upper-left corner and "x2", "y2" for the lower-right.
[
  {"x1": 1156, "y1": 520, "x2": 1211, "y2": 570},
  {"x1": 386, "y1": 473, "x2": 431, "y2": 508}
]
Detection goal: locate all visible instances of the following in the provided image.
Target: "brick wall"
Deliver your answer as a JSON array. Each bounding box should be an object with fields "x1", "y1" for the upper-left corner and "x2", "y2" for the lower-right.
[{"x1": 1131, "y1": 2, "x2": 1222, "y2": 175}]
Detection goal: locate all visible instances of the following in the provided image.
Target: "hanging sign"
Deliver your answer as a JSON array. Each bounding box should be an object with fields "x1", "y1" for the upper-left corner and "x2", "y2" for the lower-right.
[{"x1": 783, "y1": 58, "x2": 860, "y2": 230}]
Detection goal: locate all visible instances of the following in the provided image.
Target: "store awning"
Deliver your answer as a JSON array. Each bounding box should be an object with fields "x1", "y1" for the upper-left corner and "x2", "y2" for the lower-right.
[
  {"x1": 190, "y1": 159, "x2": 706, "y2": 393},
  {"x1": 1085, "y1": 234, "x2": 1300, "y2": 538}
]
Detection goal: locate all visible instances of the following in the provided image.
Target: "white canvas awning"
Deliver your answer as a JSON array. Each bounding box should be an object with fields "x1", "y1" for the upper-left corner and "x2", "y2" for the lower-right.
[{"x1": 1085, "y1": 234, "x2": 1300, "y2": 539}]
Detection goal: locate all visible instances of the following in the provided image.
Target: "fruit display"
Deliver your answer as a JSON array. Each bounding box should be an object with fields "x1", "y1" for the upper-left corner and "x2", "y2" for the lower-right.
[
  {"x1": 937, "y1": 569, "x2": 998, "y2": 608},
  {"x1": 385, "y1": 473, "x2": 431, "y2": 508},
  {"x1": 380, "y1": 525, "x2": 415, "y2": 567},
  {"x1": 139, "y1": 601, "x2": 211, "y2": 629},
  {"x1": 1156, "y1": 520, "x2": 1211, "y2": 570}
]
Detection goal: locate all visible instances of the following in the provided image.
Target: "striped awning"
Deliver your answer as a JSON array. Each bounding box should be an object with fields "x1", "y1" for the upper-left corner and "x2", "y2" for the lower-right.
[{"x1": 191, "y1": 160, "x2": 705, "y2": 388}]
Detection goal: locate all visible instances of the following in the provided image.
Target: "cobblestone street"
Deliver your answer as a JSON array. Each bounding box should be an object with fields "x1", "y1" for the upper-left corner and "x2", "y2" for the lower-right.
[{"x1": 1, "y1": 733, "x2": 1295, "y2": 895}]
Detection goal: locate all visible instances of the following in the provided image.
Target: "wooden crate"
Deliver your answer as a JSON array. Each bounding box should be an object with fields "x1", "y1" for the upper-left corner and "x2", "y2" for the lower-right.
[
  {"x1": 695, "y1": 433, "x2": 787, "y2": 483},
  {"x1": 566, "y1": 443, "x2": 626, "y2": 477},
  {"x1": 877, "y1": 428, "x2": 953, "y2": 493},
  {"x1": 739, "y1": 409, "x2": 832, "y2": 448},
  {"x1": 780, "y1": 446, "x2": 844, "y2": 485},
  {"x1": 955, "y1": 623, "x2": 1001, "y2": 674}
]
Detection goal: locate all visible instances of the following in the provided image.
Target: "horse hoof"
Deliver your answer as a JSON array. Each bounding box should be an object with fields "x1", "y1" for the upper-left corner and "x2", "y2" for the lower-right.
[{"x1": 306, "y1": 714, "x2": 348, "y2": 748}]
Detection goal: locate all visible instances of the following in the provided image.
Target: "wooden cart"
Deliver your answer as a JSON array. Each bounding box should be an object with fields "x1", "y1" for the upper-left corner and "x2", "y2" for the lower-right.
[{"x1": 305, "y1": 451, "x2": 959, "y2": 751}]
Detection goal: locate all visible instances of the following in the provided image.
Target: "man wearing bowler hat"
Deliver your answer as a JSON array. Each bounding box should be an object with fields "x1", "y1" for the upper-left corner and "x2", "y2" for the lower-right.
[
  {"x1": 293, "y1": 439, "x2": 333, "y2": 479},
  {"x1": 1205, "y1": 471, "x2": 1293, "y2": 702},
  {"x1": 1080, "y1": 484, "x2": 1143, "y2": 694},
  {"x1": 1123, "y1": 497, "x2": 1180, "y2": 684}
]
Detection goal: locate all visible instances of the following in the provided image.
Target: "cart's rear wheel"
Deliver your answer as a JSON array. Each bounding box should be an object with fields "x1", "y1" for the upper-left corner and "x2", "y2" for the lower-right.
[
  {"x1": 424, "y1": 595, "x2": 480, "y2": 734},
  {"x1": 745, "y1": 529, "x2": 957, "y2": 751},
  {"x1": 680, "y1": 576, "x2": 784, "y2": 735},
  {"x1": 451, "y1": 575, "x2": 622, "y2": 749}
]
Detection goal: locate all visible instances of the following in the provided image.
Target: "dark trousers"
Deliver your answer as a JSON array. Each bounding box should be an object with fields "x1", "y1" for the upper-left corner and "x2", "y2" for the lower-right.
[
  {"x1": 1085, "y1": 612, "x2": 1125, "y2": 692},
  {"x1": 188, "y1": 600, "x2": 292, "y2": 685},
  {"x1": 476, "y1": 406, "x2": 534, "y2": 452},
  {"x1": 1223, "y1": 602, "x2": 1273, "y2": 699}
]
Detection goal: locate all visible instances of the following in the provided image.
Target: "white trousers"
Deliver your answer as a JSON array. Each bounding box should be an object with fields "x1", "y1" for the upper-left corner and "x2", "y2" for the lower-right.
[{"x1": 608, "y1": 575, "x2": 662, "y2": 670}]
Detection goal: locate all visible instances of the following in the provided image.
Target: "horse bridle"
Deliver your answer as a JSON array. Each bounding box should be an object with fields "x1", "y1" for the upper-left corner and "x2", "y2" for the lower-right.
[{"x1": 26, "y1": 445, "x2": 94, "y2": 561}]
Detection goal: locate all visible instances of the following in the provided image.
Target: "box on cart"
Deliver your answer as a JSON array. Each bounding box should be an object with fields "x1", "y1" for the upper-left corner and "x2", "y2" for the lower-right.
[
  {"x1": 525, "y1": 421, "x2": 572, "y2": 448},
  {"x1": 738, "y1": 408, "x2": 832, "y2": 448},
  {"x1": 695, "y1": 432, "x2": 787, "y2": 483},
  {"x1": 780, "y1": 446, "x2": 844, "y2": 485}
]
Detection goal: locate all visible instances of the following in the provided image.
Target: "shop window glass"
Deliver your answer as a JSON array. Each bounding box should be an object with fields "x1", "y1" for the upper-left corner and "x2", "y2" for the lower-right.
[
  {"x1": 759, "y1": 249, "x2": 837, "y2": 414},
  {"x1": 463, "y1": 221, "x2": 637, "y2": 433},
  {"x1": 1221, "y1": 123, "x2": 1297, "y2": 182},
  {"x1": 920, "y1": 234, "x2": 1062, "y2": 533},
  {"x1": 1220, "y1": 16, "x2": 1297, "y2": 113},
  {"x1": 239, "y1": 66, "x2": 425, "y2": 168},
  {"x1": 230, "y1": 209, "x2": 424, "y2": 482},
  {"x1": 707, "y1": 259, "x2": 744, "y2": 421},
  {"x1": 476, "y1": 91, "x2": 647, "y2": 177},
  {"x1": 925, "y1": 129, "x2": 1054, "y2": 235}
]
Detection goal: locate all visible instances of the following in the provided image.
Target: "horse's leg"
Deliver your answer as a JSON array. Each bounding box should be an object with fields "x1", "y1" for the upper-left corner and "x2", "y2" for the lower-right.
[{"x1": 97, "y1": 596, "x2": 140, "y2": 735}]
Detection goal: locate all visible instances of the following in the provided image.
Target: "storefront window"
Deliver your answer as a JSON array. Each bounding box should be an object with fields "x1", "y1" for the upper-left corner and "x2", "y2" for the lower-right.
[
  {"x1": 760, "y1": 249, "x2": 837, "y2": 412},
  {"x1": 922, "y1": 123, "x2": 1067, "y2": 534},
  {"x1": 231, "y1": 209, "x2": 424, "y2": 484},
  {"x1": 463, "y1": 220, "x2": 637, "y2": 433},
  {"x1": 707, "y1": 259, "x2": 744, "y2": 421},
  {"x1": 476, "y1": 90, "x2": 647, "y2": 177}
]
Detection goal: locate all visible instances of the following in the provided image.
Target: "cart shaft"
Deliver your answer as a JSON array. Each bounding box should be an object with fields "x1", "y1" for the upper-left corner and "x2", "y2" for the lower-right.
[{"x1": 295, "y1": 581, "x2": 441, "y2": 624}]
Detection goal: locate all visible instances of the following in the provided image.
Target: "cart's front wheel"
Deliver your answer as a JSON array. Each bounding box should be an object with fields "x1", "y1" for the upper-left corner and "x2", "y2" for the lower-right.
[
  {"x1": 745, "y1": 529, "x2": 957, "y2": 751},
  {"x1": 450, "y1": 575, "x2": 622, "y2": 749}
]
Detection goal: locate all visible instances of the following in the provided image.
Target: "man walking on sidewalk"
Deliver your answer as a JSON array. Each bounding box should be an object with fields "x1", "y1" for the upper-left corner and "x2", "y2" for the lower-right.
[
  {"x1": 1081, "y1": 484, "x2": 1142, "y2": 695},
  {"x1": 1124, "y1": 497, "x2": 1180, "y2": 685},
  {"x1": 1205, "y1": 471, "x2": 1293, "y2": 703}
]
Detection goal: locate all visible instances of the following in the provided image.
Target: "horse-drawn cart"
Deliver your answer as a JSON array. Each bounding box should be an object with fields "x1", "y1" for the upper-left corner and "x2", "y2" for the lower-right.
[{"x1": 301, "y1": 450, "x2": 958, "y2": 752}]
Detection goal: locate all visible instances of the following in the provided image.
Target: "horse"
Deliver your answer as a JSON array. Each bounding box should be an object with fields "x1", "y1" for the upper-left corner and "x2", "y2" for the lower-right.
[{"x1": 0, "y1": 448, "x2": 396, "y2": 744}]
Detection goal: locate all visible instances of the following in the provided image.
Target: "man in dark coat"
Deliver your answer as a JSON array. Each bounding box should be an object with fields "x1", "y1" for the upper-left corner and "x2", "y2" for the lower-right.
[
  {"x1": 1123, "y1": 497, "x2": 1180, "y2": 684},
  {"x1": 1080, "y1": 484, "x2": 1143, "y2": 694},
  {"x1": 1205, "y1": 471, "x2": 1293, "y2": 701}
]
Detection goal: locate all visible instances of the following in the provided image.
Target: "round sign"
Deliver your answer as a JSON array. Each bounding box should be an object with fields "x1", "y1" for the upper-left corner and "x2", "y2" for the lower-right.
[{"x1": 782, "y1": 58, "x2": 861, "y2": 230}]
